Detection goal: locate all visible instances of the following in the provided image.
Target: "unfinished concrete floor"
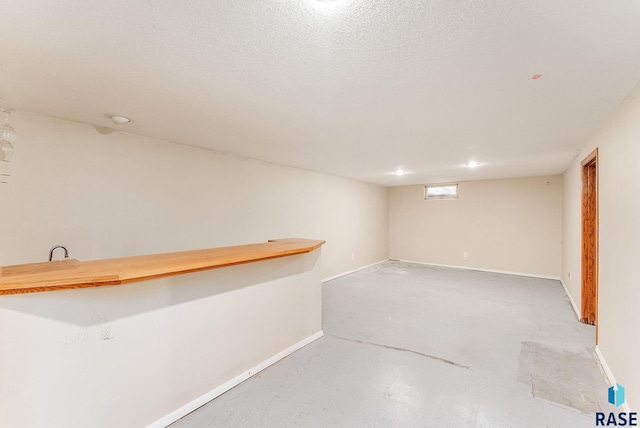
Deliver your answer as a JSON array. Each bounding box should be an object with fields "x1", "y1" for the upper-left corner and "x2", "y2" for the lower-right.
[{"x1": 171, "y1": 261, "x2": 610, "y2": 427}]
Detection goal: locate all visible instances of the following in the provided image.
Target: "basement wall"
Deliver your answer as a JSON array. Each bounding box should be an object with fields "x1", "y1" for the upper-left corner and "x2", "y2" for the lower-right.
[
  {"x1": 389, "y1": 176, "x2": 563, "y2": 278},
  {"x1": 562, "y1": 81, "x2": 640, "y2": 409},
  {"x1": 0, "y1": 111, "x2": 388, "y2": 427},
  {"x1": 0, "y1": 111, "x2": 389, "y2": 277}
]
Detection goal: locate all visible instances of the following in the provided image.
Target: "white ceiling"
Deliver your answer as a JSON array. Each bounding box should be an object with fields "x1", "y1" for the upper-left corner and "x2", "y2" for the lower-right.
[{"x1": 1, "y1": 1, "x2": 639, "y2": 186}]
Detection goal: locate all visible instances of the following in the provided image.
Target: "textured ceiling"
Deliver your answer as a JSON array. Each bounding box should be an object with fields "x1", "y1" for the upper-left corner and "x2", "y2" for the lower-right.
[{"x1": 1, "y1": 0, "x2": 640, "y2": 186}]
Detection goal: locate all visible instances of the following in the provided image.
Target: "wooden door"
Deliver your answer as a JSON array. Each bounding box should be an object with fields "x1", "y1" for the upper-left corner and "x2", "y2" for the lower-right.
[{"x1": 581, "y1": 148, "x2": 598, "y2": 337}]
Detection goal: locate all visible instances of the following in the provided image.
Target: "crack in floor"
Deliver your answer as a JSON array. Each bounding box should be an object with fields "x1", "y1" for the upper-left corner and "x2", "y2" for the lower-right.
[{"x1": 327, "y1": 333, "x2": 471, "y2": 370}]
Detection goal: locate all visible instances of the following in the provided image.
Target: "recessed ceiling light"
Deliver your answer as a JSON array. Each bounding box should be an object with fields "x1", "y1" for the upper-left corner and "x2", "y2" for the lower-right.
[
  {"x1": 106, "y1": 114, "x2": 131, "y2": 125},
  {"x1": 465, "y1": 161, "x2": 480, "y2": 168},
  {"x1": 392, "y1": 169, "x2": 408, "y2": 176}
]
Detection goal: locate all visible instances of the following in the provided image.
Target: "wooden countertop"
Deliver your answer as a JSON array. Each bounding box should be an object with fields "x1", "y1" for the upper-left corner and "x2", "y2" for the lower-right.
[{"x1": 0, "y1": 238, "x2": 325, "y2": 295}]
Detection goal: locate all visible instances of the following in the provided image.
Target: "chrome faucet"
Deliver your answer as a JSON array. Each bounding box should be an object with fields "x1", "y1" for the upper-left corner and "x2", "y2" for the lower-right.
[{"x1": 49, "y1": 245, "x2": 69, "y2": 261}]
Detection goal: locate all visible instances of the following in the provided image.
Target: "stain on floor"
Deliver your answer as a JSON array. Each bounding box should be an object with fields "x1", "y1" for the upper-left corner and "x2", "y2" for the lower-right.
[{"x1": 518, "y1": 341, "x2": 609, "y2": 414}]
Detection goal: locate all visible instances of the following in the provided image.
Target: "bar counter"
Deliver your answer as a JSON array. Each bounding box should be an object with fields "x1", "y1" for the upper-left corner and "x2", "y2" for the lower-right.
[{"x1": 0, "y1": 238, "x2": 325, "y2": 295}]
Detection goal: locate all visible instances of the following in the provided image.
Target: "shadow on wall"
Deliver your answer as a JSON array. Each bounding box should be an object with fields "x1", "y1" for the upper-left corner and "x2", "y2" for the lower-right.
[{"x1": 0, "y1": 250, "x2": 320, "y2": 327}]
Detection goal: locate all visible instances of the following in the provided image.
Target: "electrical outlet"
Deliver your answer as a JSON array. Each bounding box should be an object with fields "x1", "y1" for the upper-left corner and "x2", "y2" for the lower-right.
[{"x1": 463, "y1": 251, "x2": 468, "y2": 258}]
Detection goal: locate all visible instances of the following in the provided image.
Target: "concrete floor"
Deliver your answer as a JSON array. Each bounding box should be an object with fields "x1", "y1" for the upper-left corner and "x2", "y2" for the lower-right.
[{"x1": 171, "y1": 261, "x2": 609, "y2": 427}]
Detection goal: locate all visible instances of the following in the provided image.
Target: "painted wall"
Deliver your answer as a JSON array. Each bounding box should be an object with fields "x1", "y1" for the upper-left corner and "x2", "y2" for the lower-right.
[
  {"x1": 0, "y1": 111, "x2": 389, "y2": 278},
  {"x1": 0, "y1": 110, "x2": 388, "y2": 426},
  {"x1": 389, "y1": 176, "x2": 563, "y2": 277},
  {"x1": 562, "y1": 82, "x2": 640, "y2": 409},
  {"x1": 0, "y1": 251, "x2": 322, "y2": 427}
]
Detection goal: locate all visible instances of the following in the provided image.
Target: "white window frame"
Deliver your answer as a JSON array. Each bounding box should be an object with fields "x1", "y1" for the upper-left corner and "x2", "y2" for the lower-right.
[{"x1": 424, "y1": 184, "x2": 458, "y2": 200}]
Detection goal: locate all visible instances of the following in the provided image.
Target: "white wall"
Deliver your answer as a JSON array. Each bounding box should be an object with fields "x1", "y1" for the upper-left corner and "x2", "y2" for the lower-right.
[
  {"x1": 0, "y1": 110, "x2": 388, "y2": 427},
  {"x1": 0, "y1": 250, "x2": 322, "y2": 427},
  {"x1": 0, "y1": 111, "x2": 389, "y2": 278},
  {"x1": 563, "y1": 81, "x2": 640, "y2": 409},
  {"x1": 389, "y1": 176, "x2": 563, "y2": 277}
]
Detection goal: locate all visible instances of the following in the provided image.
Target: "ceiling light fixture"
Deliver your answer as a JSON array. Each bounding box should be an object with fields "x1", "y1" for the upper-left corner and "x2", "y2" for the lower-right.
[
  {"x1": 0, "y1": 108, "x2": 17, "y2": 161},
  {"x1": 392, "y1": 169, "x2": 408, "y2": 176},
  {"x1": 465, "y1": 161, "x2": 480, "y2": 168},
  {"x1": 107, "y1": 114, "x2": 131, "y2": 125},
  {"x1": 312, "y1": 0, "x2": 341, "y2": 12}
]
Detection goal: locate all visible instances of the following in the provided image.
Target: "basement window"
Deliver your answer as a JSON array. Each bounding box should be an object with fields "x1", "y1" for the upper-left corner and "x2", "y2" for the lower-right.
[{"x1": 425, "y1": 184, "x2": 458, "y2": 200}]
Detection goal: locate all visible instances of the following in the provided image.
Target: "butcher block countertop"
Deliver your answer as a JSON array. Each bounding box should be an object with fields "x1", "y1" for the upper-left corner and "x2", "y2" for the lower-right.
[{"x1": 0, "y1": 238, "x2": 325, "y2": 295}]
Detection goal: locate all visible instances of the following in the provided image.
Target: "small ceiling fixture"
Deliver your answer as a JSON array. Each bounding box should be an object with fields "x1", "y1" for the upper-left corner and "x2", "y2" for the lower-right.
[
  {"x1": 392, "y1": 169, "x2": 408, "y2": 176},
  {"x1": 106, "y1": 114, "x2": 131, "y2": 125},
  {"x1": 312, "y1": 0, "x2": 341, "y2": 11},
  {"x1": 465, "y1": 161, "x2": 480, "y2": 168}
]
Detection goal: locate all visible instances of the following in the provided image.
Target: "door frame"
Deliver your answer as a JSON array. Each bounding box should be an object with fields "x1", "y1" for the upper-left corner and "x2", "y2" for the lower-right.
[{"x1": 581, "y1": 148, "x2": 598, "y2": 342}]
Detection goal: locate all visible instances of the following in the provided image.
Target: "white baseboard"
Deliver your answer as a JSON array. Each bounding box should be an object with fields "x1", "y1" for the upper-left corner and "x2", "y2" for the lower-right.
[
  {"x1": 147, "y1": 331, "x2": 324, "y2": 428},
  {"x1": 594, "y1": 346, "x2": 631, "y2": 412},
  {"x1": 322, "y1": 259, "x2": 390, "y2": 283},
  {"x1": 560, "y1": 279, "x2": 580, "y2": 320},
  {"x1": 392, "y1": 259, "x2": 561, "y2": 281},
  {"x1": 595, "y1": 346, "x2": 617, "y2": 387}
]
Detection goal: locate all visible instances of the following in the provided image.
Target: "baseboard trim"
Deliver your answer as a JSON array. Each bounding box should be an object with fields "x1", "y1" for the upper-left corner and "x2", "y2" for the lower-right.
[
  {"x1": 392, "y1": 259, "x2": 561, "y2": 281},
  {"x1": 322, "y1": 259, "x2": 390, "y2": 283},
  {"x1": 560, "y1": 279, "x2": 581, "y2": 320},
  {"x1": 147, "y1": 330, "x2": 324, "y2": 428},
  {"x1": 594, "y1": 346, "x2": 631, "y2": 412}
]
